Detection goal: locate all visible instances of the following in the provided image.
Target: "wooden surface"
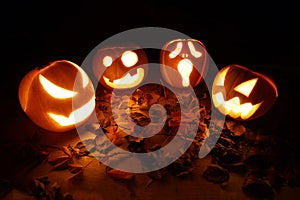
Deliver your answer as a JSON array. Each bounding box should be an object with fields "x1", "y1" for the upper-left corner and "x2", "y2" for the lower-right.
[
  {"x1": 1, "y1": 65, "x2": 300, "y2": 200},
  {"x1": 0, "y1": 129, "x2": 245, "y2": 200},
  {"x1": 1, "y1": 128, "x2": 300, "y2": 200}
]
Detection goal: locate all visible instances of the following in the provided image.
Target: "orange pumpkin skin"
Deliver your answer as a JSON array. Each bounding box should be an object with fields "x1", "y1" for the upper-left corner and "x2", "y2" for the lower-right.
[
  {"x1": 18, "y1": 60, "x2": 95, "y2": 132},
  {"x1": 92, "y1": 46, "x2": 148, "y2": 90},
  {"x1": 160, "y1": 39, "x2": 208, "y2": 88},
  {"x1": 212, "y1": 64, "x2": 278, "y2": 120}
]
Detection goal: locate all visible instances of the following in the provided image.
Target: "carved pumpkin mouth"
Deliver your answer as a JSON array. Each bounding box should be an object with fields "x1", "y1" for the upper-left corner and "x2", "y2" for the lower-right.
[
  {"x1": 48, "y1": 97, "x2": 95, "y2": 126},
  {"x1": 212, "y1": 92, "x2": 262, "y2": 120},
  {"x1": 103, "y1": 68, "x2": 144, "y2": 89}
]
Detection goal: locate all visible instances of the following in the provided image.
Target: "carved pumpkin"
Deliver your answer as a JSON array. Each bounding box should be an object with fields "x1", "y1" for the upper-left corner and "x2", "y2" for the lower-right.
[
  {"x1": 92, "y1": 45, "x2": 148, "y2": 90},
  {"x1": 160, "y1": 39, "x2": 208, "y2": 88},
  {"x1": 212, "y1": 64, "x2": 278, "y2": 120},
  {"x1": 18, "y1": 60, "x2": 95, "y2": 132}
]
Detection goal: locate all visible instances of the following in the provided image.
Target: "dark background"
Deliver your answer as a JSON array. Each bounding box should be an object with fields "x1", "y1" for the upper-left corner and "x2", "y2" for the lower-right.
[{"x1": 1, "y1": 0, "x2": 299, "y2": 154}]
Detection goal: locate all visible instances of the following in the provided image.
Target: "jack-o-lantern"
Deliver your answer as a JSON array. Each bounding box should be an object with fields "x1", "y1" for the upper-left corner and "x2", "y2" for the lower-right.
[
  {"x1": 212, "y1": 64, "x2": 278, "y2": 120},
  {"x1": 160, "y1": 39, "x2": 208, "y2": 88},
  {"x1": 93, "y1": 45, "x2": 148, "y2": 90},
  {"x1": 18, "y1": 60, "x2": 95, "y2": 132}
]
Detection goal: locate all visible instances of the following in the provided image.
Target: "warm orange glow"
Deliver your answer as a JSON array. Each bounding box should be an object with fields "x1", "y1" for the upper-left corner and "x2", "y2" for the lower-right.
[
  {"x1": 234, "y1": 78, "x2": 258, "y2": 97},
  {"x1": 39, "y1": 74, "x2": 77, "y2": 99},
  {"x1": 215, "y1": 67, "x2": 230, "y2": 86},
  {"x1": 103, "y1": 68, "x2": 144, "y2": 89},
  {"x1": 121, "y1": 51, "x2": 138, "y2": 67},
  {"x1": 48, "y1": 96, "x2": 95, "y2": 126},
  {"x1": 103, "y1": 56, "x2": 113, "y2": 67},
  {"x1": 188, "y1": 41, "x2": 202, "y2": 58},
  {"x1": 71, "y1": 61, "x2": 90, "y2": 87},
  {"x1": 212, "y1": 92, "x2": 262, "y2": 120},
  {"x1": 177, "y1": 59, "x2": 193, "y2": 87},
  {"x1": 169, "y1": 42, "x2": 183, "y2": 58},
  {"x1": 212, "y1": 67, "x2": 261, "y2": 119}
]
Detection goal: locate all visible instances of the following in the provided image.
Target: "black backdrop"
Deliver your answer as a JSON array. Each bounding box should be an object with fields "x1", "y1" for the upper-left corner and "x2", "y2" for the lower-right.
[{"x1": 1, "y1": 0, "x2": 300, "y2": 150}]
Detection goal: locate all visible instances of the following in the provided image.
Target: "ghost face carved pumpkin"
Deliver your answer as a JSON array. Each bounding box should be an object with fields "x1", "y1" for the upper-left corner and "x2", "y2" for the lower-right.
[
  {"x1": 93, "y1": 46, "x2": 148, "y2": 90},
  {"x1": 18, "y1": 60, "x2": 95, "y2": 132},
  {"x1": 212, "y1": 65, "x2": 278, "y2": 120},
  {"x1": 160, "y1": 39, "x2": 208, "y2": 88}
]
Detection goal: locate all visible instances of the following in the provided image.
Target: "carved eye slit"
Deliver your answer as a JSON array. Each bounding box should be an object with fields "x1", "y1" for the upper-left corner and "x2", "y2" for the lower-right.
[
  {"x1": 234, "y1": 78, "x2": 258, "y2": 97},
  {"x1": 215, "y1": 67, "x2": 230, "y2": 86},
  {"x1": 39, "y1": 74, "x2": 77, "y2": 99},
  {"x1": 187, "y1": 41, "x2": 202, "y2": 58},
  {"x1": 169, "y1": 42, "x2": 183, "y2": 59}
]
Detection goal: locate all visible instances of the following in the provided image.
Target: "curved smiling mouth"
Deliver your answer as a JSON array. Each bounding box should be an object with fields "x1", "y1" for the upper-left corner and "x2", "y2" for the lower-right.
[{"x1": 103, "y1": 68, "x2": 144, "y2": 89}]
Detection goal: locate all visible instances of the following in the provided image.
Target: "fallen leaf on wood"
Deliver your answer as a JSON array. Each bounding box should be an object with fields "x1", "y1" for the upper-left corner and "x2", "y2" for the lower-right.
[
  {"x1": 48, "y1": 155, "x2": 70, "y2": 165},
  {"x1": 67, "y1": 159, "x2": 94, "y2": 181},
  {"x1": 203, "y1": 164, "x2": 230, "y2": 184},
  {"x1": 68, "y1": 163, "x2": 83, "y2": 174},
  {"x1": 52, "y1": 157, "x2": 71, "y2": 171},
  {"x1": 225, "y1": 120, "x2": 246, "y2": 136},
  {"x1": 61, "y1": 146, "x2": 72, "y2": 158},
  {"x1": 67, "y1": 170, "x2": 84, "y2": 181},
  {"x1": 107, "y1": 169, "x2": 134, "y2": 180},
  {"x1": 242, "y1": 172, "x2": 274, "y2": 199}
]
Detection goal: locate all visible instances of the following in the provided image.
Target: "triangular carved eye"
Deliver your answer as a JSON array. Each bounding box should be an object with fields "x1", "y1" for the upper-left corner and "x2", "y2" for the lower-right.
[
  {"x1": 39, "y1": 74, "x2": 77, "y2": 99},
  {"x1": 234, "y1": 78, "x2": 258, "y2": 97}
]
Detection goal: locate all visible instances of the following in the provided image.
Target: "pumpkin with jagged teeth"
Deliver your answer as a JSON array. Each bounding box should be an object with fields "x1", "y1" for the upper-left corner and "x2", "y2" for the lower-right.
[{"x1": 212, "y1": 64, "x2": 278, "y2": 120}]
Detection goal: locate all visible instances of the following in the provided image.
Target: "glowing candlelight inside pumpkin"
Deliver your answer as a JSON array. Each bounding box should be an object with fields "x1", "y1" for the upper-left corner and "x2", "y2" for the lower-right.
[
  {"x1": 92, "y1": 46, "x2": 148, "y2": 90},
  {"x1": 160, "y1": 39, "x2": 208, "y2": 88},
  {"x1": 18, "y1": 60, "x2": 95, "y2": 132},
  {"x1": 212, "y1": 64, "x2": 278, "y2": 120}
]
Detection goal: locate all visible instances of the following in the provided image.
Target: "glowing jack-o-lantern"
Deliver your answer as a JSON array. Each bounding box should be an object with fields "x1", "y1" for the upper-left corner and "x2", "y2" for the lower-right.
[
  {"x1": 212, "y1": 64, "x2": 278, "y2": 120},
  {"x1": 160, "y1": 39, "x2": 208, "y2": 88},
  {"x1": 18, "y1": 60, "x2": 95, "y2": 132},
  {"x1": 93, "y1": 46, "x2": 148, "y2": 90}
]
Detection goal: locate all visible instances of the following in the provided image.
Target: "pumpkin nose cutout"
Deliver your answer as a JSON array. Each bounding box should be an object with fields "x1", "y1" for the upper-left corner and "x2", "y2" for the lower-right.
[
  {"x1": 177, "y1": 58, "x2": 193, "y2": 87},
  {"x1": 234, "y1": 78, "x2": 258, "y2": 97}
]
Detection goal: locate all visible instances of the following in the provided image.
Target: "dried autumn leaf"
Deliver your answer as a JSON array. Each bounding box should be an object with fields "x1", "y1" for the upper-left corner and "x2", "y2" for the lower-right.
[
  {"x1": 242, "y1": 172, "x2": 274, "y2": 199},
  {"x1": 225, "y1": 120, "x2": 246, "y2": 136},
  {"x1": 107, "y1": 169, "x2": 134, "y2": 180},
  {"x1": 52, "y1": 157, "x2": 71, "y2": 171},
  {"x1": 203, "y1": 164, "x2": 230, "y2": 184},
  {"x1": 61, "y1": 146, "x2": 72, "y2": 157},
  {"x1": 48, "y1": 155, "x2": 70, "y2": 165},
  {"x1": 67, "y1": 170, "x2": 84, "y2": 181},
  {"x1": 68, "y1": 163, "x2": 83, "y2": 174},
  {"x1": 67, "y1": 159, "x2": 94, "y2": 181}
]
